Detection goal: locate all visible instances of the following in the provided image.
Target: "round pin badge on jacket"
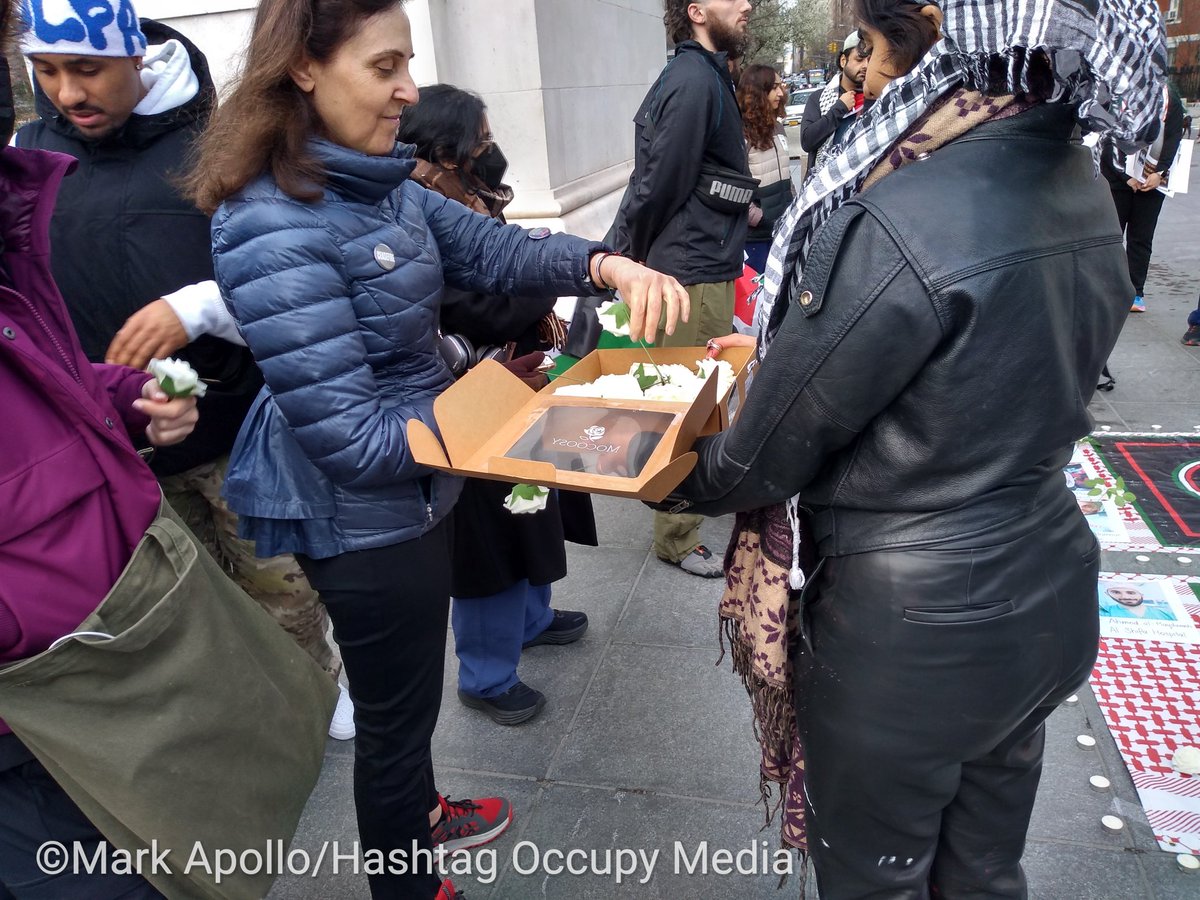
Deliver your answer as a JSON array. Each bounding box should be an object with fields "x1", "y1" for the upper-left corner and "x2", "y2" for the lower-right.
[
  {"x1": 374, "y1": 243, "x2": 397, "y2": 270},
  {"x1": 529, "y1": 227, "x2": 551, "y2": 240}
]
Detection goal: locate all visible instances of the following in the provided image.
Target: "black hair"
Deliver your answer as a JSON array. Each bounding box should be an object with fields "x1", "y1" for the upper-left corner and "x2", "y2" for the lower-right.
[
  {"x1": 396, "y1": 83, "x2": 487, "y2": 168},
  {"x1": 663, "y1": 0, "x2": 694, "y2": 46},
  {"x1": 853, "y1": 0, "x2": 940, "y2": 75}
]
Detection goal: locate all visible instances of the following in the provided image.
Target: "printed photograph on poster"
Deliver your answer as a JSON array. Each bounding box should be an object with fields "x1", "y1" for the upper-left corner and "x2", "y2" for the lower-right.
[
  {"x1": 1071, "y1": 487, "x2": 1130, "y2": 542},
  {"x1": 1097, "y1": 577, "x2": 1199, "y2": 644}
]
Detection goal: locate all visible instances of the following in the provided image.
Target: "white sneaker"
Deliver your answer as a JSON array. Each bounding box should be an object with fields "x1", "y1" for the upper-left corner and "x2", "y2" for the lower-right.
[{"x1": 328, "y1": 683, "x2": 355, "y2": 740}]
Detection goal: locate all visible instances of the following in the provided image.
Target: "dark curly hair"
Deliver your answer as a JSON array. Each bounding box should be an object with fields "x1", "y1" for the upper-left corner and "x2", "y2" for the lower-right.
[
  {"x1": 738, "y1": 64, "x2": 783, "y2": 151},
  {"x1": 853, "y1": 0, "x2": 940, "y2": 75},
  {"x1": 663, "y1": 0, "x2": 695, "y2": 45}
]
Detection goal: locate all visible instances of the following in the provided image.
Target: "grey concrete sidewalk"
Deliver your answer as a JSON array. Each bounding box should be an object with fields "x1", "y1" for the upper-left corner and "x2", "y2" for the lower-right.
[{"x1": 269, "y1": 153, "x2": 1200, "y2": 900}]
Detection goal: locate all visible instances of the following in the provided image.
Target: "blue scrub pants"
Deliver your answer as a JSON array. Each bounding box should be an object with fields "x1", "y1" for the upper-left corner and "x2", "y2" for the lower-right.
[{"x1": 452, "y1": 580, "x2": 553, "y2": 698}]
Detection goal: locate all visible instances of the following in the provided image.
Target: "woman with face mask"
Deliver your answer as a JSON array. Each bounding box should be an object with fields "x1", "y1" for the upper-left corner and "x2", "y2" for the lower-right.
[
  {"x1": 397, "y1": 84, "x2": 596, "y2": 729},
  {"x1": 659, "y1": 1, "x2": 1167, "y2": 896},
  {"x1": 184, "y1": 3, "x2": 688, "y2": 898}
]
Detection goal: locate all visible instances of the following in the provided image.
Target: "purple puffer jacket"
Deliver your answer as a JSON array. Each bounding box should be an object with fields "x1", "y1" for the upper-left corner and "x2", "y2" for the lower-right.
[{"x1": 0, "y1": 147, "x2": 161, "y2": 737}]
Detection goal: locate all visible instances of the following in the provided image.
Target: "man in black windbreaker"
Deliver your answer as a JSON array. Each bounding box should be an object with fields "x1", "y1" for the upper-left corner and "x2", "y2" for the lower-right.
[
  {"x1": 16, "y1": 0, "x2": 349, "y2": 739},
  {"x1": 610, "y1": 0, "x2": 754, "y2": 578}
]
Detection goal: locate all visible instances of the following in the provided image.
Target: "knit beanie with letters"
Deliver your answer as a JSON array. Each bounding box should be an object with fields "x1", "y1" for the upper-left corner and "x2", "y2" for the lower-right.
[{"x1": 20, "y1": 0, "x2": 148, "y2": 58}]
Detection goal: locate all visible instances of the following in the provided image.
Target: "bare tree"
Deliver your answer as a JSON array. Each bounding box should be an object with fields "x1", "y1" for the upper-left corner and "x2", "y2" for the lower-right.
[{"x1": 743, "y1": 0, "x2": 831, "y2": 67}]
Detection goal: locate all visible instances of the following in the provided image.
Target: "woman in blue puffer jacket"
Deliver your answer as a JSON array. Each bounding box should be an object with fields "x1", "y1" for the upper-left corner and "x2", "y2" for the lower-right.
[{"x1": 185, "y1": 2, "x2": 688, "y2": 898}]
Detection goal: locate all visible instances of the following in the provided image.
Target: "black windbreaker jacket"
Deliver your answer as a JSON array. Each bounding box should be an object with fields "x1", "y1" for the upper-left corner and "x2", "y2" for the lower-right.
[{"x1": 609, "y1": 41, "x2": 750, "y2": 285}]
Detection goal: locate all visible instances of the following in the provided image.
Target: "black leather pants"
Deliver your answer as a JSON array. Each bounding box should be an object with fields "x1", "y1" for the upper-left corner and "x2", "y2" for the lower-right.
[{"x1": 795, "y1": 498, "x2": 1100, "y2": 899}]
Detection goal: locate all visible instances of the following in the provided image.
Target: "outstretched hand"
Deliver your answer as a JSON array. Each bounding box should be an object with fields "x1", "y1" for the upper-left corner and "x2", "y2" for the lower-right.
[
  {"x1": 106, "y1": 299, "x2": 189, "y2": 369},
  {"x1": 593, "y1": 255, "x2": 690, "y2": 343}
]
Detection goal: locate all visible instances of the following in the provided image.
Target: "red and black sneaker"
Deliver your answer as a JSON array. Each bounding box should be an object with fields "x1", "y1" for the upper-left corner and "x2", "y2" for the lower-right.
[
  {"x1": 435, "y1": 877, "x2": 465, "y2": 899},
  {"x1": 430, "y1": 794, "x2": 512, "y2": 853}
]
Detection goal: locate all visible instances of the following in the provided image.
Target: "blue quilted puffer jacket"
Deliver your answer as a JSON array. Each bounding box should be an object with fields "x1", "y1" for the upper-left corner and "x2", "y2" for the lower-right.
[{"x1": 213, "y1": 138, "x2": 602, "y2": 559}]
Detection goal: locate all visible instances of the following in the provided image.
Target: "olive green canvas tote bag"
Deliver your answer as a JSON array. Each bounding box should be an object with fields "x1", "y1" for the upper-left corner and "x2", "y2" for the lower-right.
[{"x1": 0, "y1": 501, "x2": 337, "y2": 899}]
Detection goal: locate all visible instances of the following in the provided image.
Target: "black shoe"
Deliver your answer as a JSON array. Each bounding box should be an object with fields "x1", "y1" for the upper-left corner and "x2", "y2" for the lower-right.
[
  {"x1": 523, "y1": 609, "x2": 589, "y2": 649},
  {"x1": 1096, "y1": 364, "x2": 1115, "y2": 393},
  {"x1": 458, "y1": 681, "x2": 546, "y2": 725},
  {"x1": 1183, "y1": 324, "x2": 1200, "y2": 346}
]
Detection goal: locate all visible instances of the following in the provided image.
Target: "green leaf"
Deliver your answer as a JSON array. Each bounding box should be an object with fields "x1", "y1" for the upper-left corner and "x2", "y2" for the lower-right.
[
  {"x1": 609, "y1": 300, "x2": 631, "y2": 330},
  {"x1": 511, "y1": 483, "x2": 540, "y2": 500},
  {"x1": 158, "y1": 374, "x2": 177, "y2": 397},
  {"x1": 1088, "y1": 487, "x2": 1103, "y2": 497},
  {"x1": 633, "y1": 364, "x2": 660, "y2": 393}
]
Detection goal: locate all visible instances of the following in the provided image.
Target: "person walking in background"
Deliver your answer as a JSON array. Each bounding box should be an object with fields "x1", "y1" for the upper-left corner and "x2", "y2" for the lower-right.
[
  {"x1": 610, "y1": 0, "x2": 754, "y2": 578},
  {"x1": 738, "y1": 64, "x2": 794, "y2": 274},
  {"x1": 1101, "y1": 80, "x2": 1185, "y2": 315},
  {"x1": 14, "y1": 0, "x2": 353, "y2": 740},
  {"x1": 660, "y1": 0, "x2": 1165, "y2": 895},
  {"x1": 800, "y1": 31, "x2": 870, "y2": 173},
  {"x1": 398, "y1": 83, "x2": 594, "y2": 727},
  {"x1": 184, "y1": 1, "x2": 688, "y2": 896}
]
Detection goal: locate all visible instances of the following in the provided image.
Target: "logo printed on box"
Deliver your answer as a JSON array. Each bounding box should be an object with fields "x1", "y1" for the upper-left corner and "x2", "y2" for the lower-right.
[{"x1": 583, "y1": 426, "x2": 606, "y2": 442}]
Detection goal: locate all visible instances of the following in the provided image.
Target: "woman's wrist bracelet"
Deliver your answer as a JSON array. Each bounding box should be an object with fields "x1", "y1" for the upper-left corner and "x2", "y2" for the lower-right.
[{"x1": 592, "y1": 251, "x2": 621, "y2": 290}]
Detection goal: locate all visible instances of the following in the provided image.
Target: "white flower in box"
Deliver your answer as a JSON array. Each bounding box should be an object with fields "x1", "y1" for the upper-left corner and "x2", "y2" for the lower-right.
[{"x1": 147, "y1": 357, "x2": 207, "y2": 398}]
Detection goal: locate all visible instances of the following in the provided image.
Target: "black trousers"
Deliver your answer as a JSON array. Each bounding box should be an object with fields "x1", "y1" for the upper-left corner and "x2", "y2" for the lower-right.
[
  {"x1": 1110, "y1": 185, "x2": 1166, "y2": 296},
  {"x1": 796, "y1": 496, "x2": 1100, "y2": 899},
  {"x1": 0, "y1": 756, "x2": 162, "y2": 899},
  {"x1": 298, "y1": 518, "x2": 452, "y2": 900}
]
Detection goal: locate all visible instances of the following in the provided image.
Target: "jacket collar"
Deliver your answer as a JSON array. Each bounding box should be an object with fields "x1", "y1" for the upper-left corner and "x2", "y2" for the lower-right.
[
  {"x1": 33, "y1": 18, "x2": 215, "y2": 150},
  {"x1": 309, "y1": 138, "x2": 418, "y2": 205},
  {"x1": 955, "y1": 102, "x2": 1080, "y2": 145},
  {"x1": 673, "y1": 40, "x2": 737, "y2": 94}
]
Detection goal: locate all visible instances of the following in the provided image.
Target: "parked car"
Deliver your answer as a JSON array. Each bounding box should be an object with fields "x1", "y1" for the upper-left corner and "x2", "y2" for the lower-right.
[{"x1": 783, "y1": 86, "x2": 820, "y2": 160}]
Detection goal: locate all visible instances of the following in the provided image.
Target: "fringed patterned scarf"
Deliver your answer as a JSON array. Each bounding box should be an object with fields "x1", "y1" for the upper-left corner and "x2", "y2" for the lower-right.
[{"x1": 722, "y1": 0, "x2": 1168, "y2": 869}]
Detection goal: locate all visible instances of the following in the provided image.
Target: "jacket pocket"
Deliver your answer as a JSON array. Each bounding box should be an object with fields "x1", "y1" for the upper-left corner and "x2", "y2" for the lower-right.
[
  {"x1": 903, "y1": 599, "x2": 1015, "y2": 625},
  {"x1": 0, "y1": 437, "x2": 105, "y2": 545}
]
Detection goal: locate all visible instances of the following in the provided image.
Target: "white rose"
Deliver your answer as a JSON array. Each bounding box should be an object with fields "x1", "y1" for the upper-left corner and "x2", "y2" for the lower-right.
[
  {"x1": 596, "y1": 299, "x2": 631, "y2": 337},
  {"x1": 147, "y1": 357, "x2": 208, "y2": 398},
  {"x1": 1172, "y1": 745, "x2": 1200, "y2": 776},
  {"x1": 503, "y1": 483, "x2": 550, "y2": 514}
]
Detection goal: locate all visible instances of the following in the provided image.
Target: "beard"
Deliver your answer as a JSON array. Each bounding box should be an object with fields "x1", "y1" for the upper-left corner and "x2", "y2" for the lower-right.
[{"x1": 707, "y1": 17, "x2": 749, "y2": 58}]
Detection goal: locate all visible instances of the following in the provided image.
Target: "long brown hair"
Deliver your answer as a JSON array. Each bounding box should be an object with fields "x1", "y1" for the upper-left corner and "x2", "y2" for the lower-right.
[
  {"x1": 738, "y1": 64, "x2": 782, "y2": 152},
  {"x1": 185, "y1": 0, "x2": 402, "y2": 214}
]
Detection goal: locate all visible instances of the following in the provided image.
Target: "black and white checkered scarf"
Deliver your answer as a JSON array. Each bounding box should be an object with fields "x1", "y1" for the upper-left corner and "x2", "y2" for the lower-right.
[{"x1": 755, "y1": 0, "x2": 1168, "y2": 350}]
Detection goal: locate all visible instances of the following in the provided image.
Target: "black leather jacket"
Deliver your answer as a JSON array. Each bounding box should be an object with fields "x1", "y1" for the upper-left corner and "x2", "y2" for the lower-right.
[{"x1": 668, "y1": 105, "x2": 1132, "y2": 556}]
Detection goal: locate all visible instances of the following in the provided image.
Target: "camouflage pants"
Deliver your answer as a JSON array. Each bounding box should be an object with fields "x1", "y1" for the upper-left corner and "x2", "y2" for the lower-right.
[{"x1": 158, "y1": 455, "x2": 340, "y2": 679}]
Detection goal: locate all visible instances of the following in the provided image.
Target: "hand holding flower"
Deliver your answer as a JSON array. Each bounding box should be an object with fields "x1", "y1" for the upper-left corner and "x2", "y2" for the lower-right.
[
  {"x1": 134, "y1": 378, "x2": 199, "y2": 447},
  {"x1": 590, "y1": 254, "x2": 689, "y2": 342}
]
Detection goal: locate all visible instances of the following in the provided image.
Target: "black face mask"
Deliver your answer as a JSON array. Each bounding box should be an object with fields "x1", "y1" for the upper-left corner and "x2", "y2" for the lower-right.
[
  {"x1": 471, "y1": 144, "x2": 508, "y2": 190},
  {"x1": 0, "y1": 54, "x2": 14, "y2": 149}
]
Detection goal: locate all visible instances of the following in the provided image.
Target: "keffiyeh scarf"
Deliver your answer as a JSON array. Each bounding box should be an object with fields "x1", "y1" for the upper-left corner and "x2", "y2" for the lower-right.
[{"x1": 727, "y1": 0, "x2": 1167, "y2": 866}]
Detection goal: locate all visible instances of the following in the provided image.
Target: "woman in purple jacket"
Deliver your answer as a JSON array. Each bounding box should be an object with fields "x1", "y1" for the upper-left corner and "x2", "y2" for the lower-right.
[{"x1": 0, "y1": 2, "x2": 199, "y2": 891}]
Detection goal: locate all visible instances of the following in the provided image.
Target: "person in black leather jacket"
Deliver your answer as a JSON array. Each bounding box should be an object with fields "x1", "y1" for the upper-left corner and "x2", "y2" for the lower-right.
[{"x1": 661, "y1": 0, "x2": 1167, "y2": 896}]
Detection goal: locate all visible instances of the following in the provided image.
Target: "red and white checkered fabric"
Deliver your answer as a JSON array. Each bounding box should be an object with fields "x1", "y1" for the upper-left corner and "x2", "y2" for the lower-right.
[{"x1": 1091, "y1": 576, "x2": 1200, "y2": 853}]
